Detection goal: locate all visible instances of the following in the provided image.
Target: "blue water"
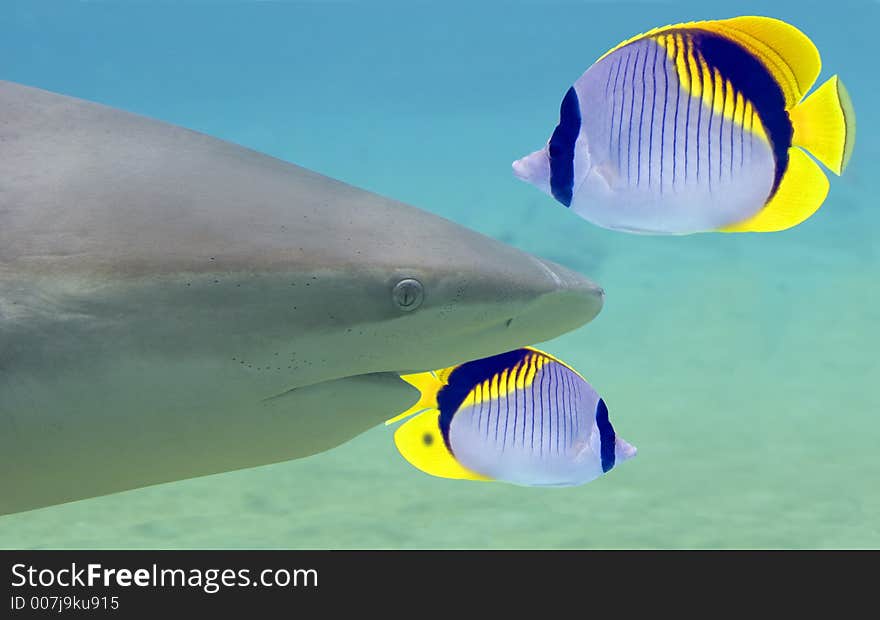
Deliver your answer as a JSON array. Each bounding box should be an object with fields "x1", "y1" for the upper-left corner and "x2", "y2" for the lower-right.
[{"x1": 1, "y1": 0, "x2": 877, "y2": 548}]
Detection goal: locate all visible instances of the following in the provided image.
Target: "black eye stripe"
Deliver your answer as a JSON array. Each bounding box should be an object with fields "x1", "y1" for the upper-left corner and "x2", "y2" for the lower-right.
[
  {"x1": 548, "y1": 87, "x2": 581, "y2": 208},
  {"x1": 596, "y1": 398, "x2": 616, "y2": 473}
]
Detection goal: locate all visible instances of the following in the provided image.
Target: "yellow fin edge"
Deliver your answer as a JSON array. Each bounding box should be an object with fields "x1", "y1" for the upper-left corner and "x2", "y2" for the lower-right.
[
  {"x1": 597, "y1": 16, "x2": 820, "y2": 109},
  {"x1": 393, "y1": 409, "x2": 490, "y2": 482},
  {"x1": 719, "y1": 147, "x2": 829, "y2": 232}
]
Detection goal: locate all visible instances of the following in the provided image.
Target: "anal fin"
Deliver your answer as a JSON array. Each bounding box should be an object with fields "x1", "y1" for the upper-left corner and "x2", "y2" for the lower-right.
[{"x1": 719, "y1": 147, "x2": 829, "y2": 233}]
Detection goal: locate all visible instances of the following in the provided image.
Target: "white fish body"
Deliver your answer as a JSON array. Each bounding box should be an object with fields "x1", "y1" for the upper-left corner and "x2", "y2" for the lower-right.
[
  {"x1": 514, "y1": 16, "x2": 855, "y2": 235},
  {"x1": 386, "y1": 347, "x2": 636, "y2": 487}
]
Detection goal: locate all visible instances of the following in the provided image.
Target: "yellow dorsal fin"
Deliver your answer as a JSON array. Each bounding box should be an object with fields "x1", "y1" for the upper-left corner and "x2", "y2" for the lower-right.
[
  {"x1": 719, "y1": 147, "x2": 829, "y2": 232},
  {"x1": 790, "y1": 75, "x2": 855, "y2": 175},
  {"x1": 392, "y1": 409, "x2": 490, "y2": 481},
  {"x1": 595, "y1": 23, "x2": 679, "y2": 62},
  {"x1": 387, "y1": 348, "x2": 580, "y2": 426},
  {"x1": 522, "y1": 346, "x2": 586, "y2": 381},
  {"x1": 596, "y1": 17, "x2": 820, "y2": 109},
  {"x1": 701, "y1": 16, "x2": 820, "y2": 108}
]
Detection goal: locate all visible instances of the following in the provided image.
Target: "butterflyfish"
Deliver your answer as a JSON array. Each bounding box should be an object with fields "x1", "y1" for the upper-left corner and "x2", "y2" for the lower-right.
[
  {"x1": 385, "y1": 347, "x2": 636, "y2": 487},
  {"x1": 513, "y1": 16, "x2": 856, "y2": 234}
]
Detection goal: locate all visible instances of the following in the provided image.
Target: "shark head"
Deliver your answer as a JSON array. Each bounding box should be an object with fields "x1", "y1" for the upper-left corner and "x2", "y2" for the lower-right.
[
  {"x1": 0, "y1": 80, "x2": 604, "y2": 514},
  {"x1": 300, "y1": 204, "x2": 604, "y2": 378}
]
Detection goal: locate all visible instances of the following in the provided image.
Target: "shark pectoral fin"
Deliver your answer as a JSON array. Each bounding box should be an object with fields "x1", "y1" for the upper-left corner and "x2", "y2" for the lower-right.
[
  {"x1": 259, "y1": 373, "x2": 419, "y2": 458},
  {"x1": 1, "y1": 372, "x2": 420, "y2": 516}
]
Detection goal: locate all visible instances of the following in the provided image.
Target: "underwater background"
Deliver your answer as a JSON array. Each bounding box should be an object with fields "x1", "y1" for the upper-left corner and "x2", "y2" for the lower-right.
[{"x1": 0, "y1": 0, "x2": 877, "y2": 549}]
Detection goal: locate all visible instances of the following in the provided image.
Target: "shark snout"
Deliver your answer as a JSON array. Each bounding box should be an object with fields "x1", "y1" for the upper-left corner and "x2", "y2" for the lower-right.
[
  {"x1": 500, "y1": 256, "x2": 604, "y2": 344},
  {"x1": 530, "y1": 256, "x2": 605, "y2": 299}
]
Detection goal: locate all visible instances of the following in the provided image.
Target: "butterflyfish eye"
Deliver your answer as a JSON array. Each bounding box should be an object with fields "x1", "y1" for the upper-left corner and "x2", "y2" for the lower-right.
[{"x1": 422, "y1": 432, "x2": 434, "y2": 446}]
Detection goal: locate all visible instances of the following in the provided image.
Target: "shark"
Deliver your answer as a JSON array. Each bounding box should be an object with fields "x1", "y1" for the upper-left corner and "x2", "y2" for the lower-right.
[{"x1": 0, "y1": 81, "x2": 605, "y2": 515}]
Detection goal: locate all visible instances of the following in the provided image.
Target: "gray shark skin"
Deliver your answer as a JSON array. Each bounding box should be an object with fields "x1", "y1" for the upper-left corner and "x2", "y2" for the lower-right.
[{"x1": 0, "y1": 81, "x2": 604, "y2": 515}]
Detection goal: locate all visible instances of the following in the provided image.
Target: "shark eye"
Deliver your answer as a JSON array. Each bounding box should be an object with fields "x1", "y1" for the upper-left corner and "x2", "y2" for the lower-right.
[{"x1": 392, "y1": 278, "x2": 424, "y2": 312}]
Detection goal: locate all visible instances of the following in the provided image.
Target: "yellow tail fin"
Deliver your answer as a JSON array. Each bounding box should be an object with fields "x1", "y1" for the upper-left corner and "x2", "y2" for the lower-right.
[{"x1": 790, "y1": 75, "x2": 856, "y2": 175}]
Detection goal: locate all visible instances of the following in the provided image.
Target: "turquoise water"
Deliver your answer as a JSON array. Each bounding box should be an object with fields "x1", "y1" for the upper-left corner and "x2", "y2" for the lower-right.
[{"x1": 1, "y1": 0, "x2": 877, "y2": 548}]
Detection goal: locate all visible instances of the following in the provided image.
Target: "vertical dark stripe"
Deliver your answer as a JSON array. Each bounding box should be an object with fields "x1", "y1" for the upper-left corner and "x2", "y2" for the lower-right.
[
  {"x1": 596, "y1": 398, "x2": 616, "y2": 473},
  {"x1": 706, "y1": 64, "x2": 712, "y2": 191},
  {"x1": 660, "y1": 37, "x2": 668, "y2": 194},
  {"x1": 747, "y1": 109, "x2": 753, "y2": 161},
  {"x1": 475, "y1": 382, "x2": 483, "y2": 433},
  {"x1": 489, "y1": 376, "x2": 498, "y2": 440},
  {"x1": 562, "y1": 372, "x2": 574, "y2": 449},
  {"x1": 627, "y1": 45, "x2": 641, "y2": 185},
  {"x1": 505, "y1": 366, "x2": 520, "y2": 451},
  {"x1": 637, "y1": 42, "x2": 647, "y2": 186},
  {"x1": 695, "y1": 56, "x2": 703, "y2": 184},
  {"x1": 493, "y1": 372, "x2": 503, "y2": 443},
  {"x1": 491, "y1": 377, "x2": 499, "y2": 440},
  {"x1": 518, "y1": 361, "x2": 527, "y2": 448},
  {"x1": 604, "y1": 58, "x2": 613, "y2": 96},
  {"x1": 571, "y1": 375, "x2": 579, "y2": 447},
  {"x1": 609, "y1": 56, "x2": 623, "y2": 156},
  {"x1": 530, "y1": 363, "x2": 537, "y2": 455},
  {"x1": 555, "y1": 366, "x2": 563, "y2": 455},
  {"x1": 547, "y1": 363, "x2": 559, "y2": 454},
  {"x1": 560, "y1": 368, "x2": 568, "y2": 452},
  {"x1": 730, "y1": 87, "x2": 735, "y2": 178},
  {"x1": 481, "y1": 383, "x2": 488, "y2": 434},
  {"x1": 520, "y1": 363, "x2": 528, "y2": 449},
  {"x1": 510, "y1": 363, "x2": 518, "y2": 449},
  {"x1": 684, "y1": 38, "x2": 692, "y2": 183},
  {"x1": 672, "y1": 35, "x2": 680, "y2": 188},
  {"x1": 550, "y1": 366, "x2": 558, "y2": 456},
  {"x1": 539, "y1": 365, "x2": 546, "y2": 457},
  {"x1": 719, "y1": 77, "x2": 725, "y2": 183},
  {"x1": 739, "y1": 96, "x2": 745, "y2": 169},
  {"x1": 481, "y1": 379, "x2": 488, "y2": 438},
  {"x1": 555, "y1": 368, "x2": 563, "y2": 452},
  {"x1": 570, "y1": 375, "x2": 578, "y2": 448},
  {"x1": 526, "y1": 357, "x2": 535, "y2": 449},
  {"x1": 559, "y1": 370, "x2": 568, "y2": 450},
  {"x1": 545, "y1": 365, "x2": 552, "y2": 456},
  {"x1": 649, "y1": 38, "x2": 658, "y2": 189},
  {"x1": 500, "y1": 385, "x2": 509, "y2": 452},
  {"x1": 520, "y1": 359, "x2": 531, "y2": 448},
  {"x1": 617, "y1": 51, "x2": 632, "y2": 172}
]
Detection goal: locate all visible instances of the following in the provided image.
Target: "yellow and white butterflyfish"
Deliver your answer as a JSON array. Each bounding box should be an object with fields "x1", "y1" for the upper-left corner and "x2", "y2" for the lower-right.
[
  {"x1": 385, "y1": 347, "x2": 636, "y2": 487},
  {"x1": 513, "y1": 16, "x2": 855, "y2": 234}
]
